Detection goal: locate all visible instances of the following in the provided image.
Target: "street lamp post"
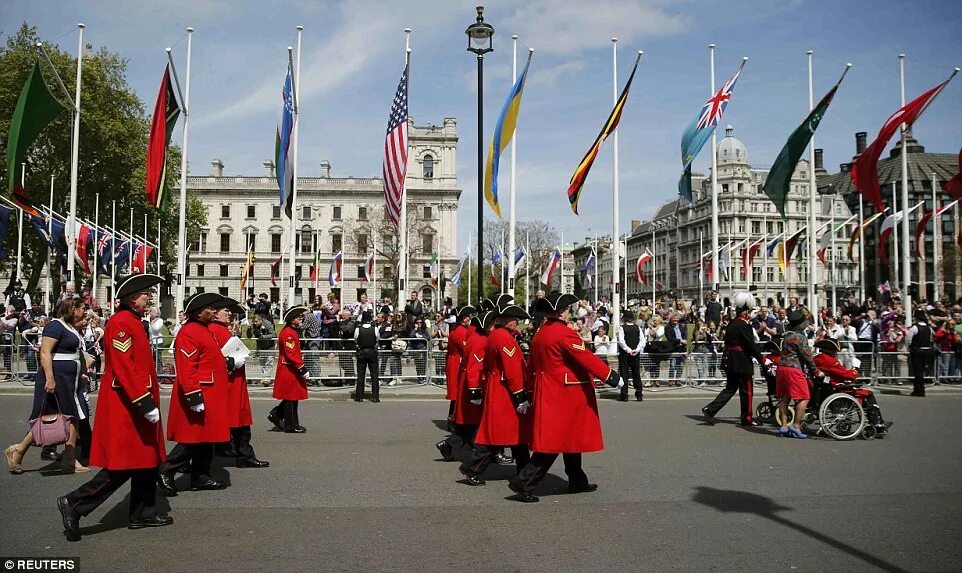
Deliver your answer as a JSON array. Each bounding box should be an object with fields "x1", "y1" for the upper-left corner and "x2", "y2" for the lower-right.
[{"x1": 466, "y1": 5, "x2": 494, "y2": 304}]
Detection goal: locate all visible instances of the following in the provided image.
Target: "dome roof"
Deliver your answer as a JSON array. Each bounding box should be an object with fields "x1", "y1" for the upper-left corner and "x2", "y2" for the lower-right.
[{"x1": 717, "y1": 125, "x2": 749, "y2": 166}]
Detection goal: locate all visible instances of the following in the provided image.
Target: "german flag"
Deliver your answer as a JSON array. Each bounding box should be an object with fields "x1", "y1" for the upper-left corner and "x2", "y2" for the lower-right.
[{"x1": 567, "y1": 52, "x2": 642, "y2": 215}]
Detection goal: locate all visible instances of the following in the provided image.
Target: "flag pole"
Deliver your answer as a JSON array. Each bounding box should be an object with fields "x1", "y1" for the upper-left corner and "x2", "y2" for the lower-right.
[
  {"x1": 467, "y1": 233, "x2": 472, "y2": 306},
  {"x1": 525, "y1": 229, "x2": 530, "y2": 313},
  {"x1": 858, "y1": 194, "x2": 865, "y2": 302},
  {"x1": 594, "y1": 237, "x2": 599, "y2": 304},
  {"x1": 650, "y1": 227, "x2": 656, "y2": 304},
  {"x1": 891, "y1": 182, "x2": 899, "y2": 293},
  {"x1": 709, "y1": 44, "x2": 720, "y2": 295},
  {"x1": 610, "y1": 38, "x2": 622, "y2": 334},
  {"x1": 699, "y1": 229, "x2": 704, "y2": 303},
  {"x1": 64, "y1": 23, "x2": 85, "y2": 291},
  {"x1": 110, "y1": 201, "x2": 116, "y2": 307},
  {"x1": 46, "y1": 176, "x2": 53, "y2": 313},
  {"x1": 92, "y1": 193, "x2": 98, "y2": 302},
  {"x1": 932, "y1": 172, "x2": 940, "y2": 302},
  {"x1": 172, "y1": 27, "x2": 193, "y2": 312},
  {"x1": 806, "y1": 50, "x2": 819, "y2": 325},
  {"x1": 507, "y1": 35, "x2": 518, "y2": 299},
  {"x1": 898, "y1": 54, "x2": 912, "y2": 324},
  {"x1": 287, "y1": 27, "x2": 303, "y2": 309},
  {"x1": 399, "y1": 28, "x2": 411, "y2": 300},
  {"x1": 560, "y1": 230, "x2": 565, "y2": 293},
  {"x1": 156, "y1": 220, "x2": 161, "y2": 275},
  {"x1": 830, "y1": 200, "x2": 837, "y2": 312},
  {"x1": 17, "y1": 164, "x2": 25, "y2": 282}
]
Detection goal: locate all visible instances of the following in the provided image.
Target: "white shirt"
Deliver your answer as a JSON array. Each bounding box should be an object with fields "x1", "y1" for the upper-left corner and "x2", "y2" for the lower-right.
[
  {"x1": 147, "y1": 317, "x2": 165, "y2": 346},
  {"x1": 352, "y1": 301, "x2": 375, "y2": 318},
  {"x1": 617, "y1": 326, "x2": 646, "y2": 353}
]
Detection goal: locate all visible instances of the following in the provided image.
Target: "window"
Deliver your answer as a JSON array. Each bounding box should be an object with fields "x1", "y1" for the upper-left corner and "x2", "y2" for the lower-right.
[
  {"x1": 247, "y1": 205, "x2": 256, "y2": 219},
  {"x1": 218, "y1": 287, "x2": 229, "y2": 297},
  {"x1": 722, "y1": 184, "x2": 729, "y2": 194},
  {"x1": 272, "y1": 205, "x2": 281, "y2": 219},
  {"x1": 738, "y1": 222, "x2": 745, "y2": 233},
  {"x1": 383, "y1": 265, "x2": 393, "y2": 279},
  {"x1": 196, "y1": 264, "x2": 205, "y2": 277},
  {"x1": 423, "y1": 206, "x2": 433, "y2": 220},
  {"x1": 195, "y1": 286, "x2": 205, "y2": 294},
  {"x1": 751, "y1": 221, "x2": 761, "y2": 234},
  {"x1": 221, "y1": 205, "x2": 230, "y2": 218},
  {"x1": 333, "y1": 206, "x2": 342, "y2": 220},
  {"x1": 422, "y1": 265, "x2": 432, "y2": 278},
  {"x1": 357, "y1": 234, "x2": 368, "y2": 253},
  {"x1": 423, "y1": 154, "x2": 434, "y2": 179},
  {"x1": 303, "y1": 205, "x2": 311, "y2": 220},
  {"x1": 332, "y1": 233, "x2": 343, "y2": 253},
  {"x1": 358, "y1": 206, "x2": 368, "y2": 221},
  {"x1": 295, "y1": 266, "x2": 303, "y2": 281},
  {"x1": 422, "y1": 234, "x2": 434, "y2": 253},
  {"x1": 737, "y1": 183, "x2": 744, "y2": 193},
  {"x1": 300, "y1": 230, "x2": 313, "y2": 254},
  {"x1": 271, "y1": 234, "x2": 282, "y2": 253},
  {"x1": 220, "y1": 233, "x2": 231, "y2": 253},
  {"x1": 220, "y1": 264, "x2": 229, "y2": 277},
  {"x1": 357, "y1": 265, "x2": 366, "y2": 279},
  {"x1": 270, "y1": 287, "x2": 279, "y2": 302}
]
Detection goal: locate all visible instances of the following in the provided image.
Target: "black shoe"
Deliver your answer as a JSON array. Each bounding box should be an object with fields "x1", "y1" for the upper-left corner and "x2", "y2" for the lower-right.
[
  {"x1": 157, "y1": 473, "x2": 178, "y2": 496},
  {"x1": 267, "y1": 411, "x2": 283, "y2": 430},
  {"x1": 293, "y1": 426, "x2": 307, "y2": 433},
  {"x1": 236, "y1": 458, "x2": 270, "y2": 468},
  {"x1": 57, "y1": 496, "x2": 80, "y2": 542},
  {"x1": 371, "y1": 397, "x2": 380, "y2": 403},
  {"x1": 128, "y1": 515, "x2": 174, "y2": 529},
  {"x1": 436, "y1": 440, "x2": 454, "y2": 462},
  {"x1": 353, "y1": 397, "x2": 363, "y2": 402},
  {"x1": 191, "y1": 478, "x2": 228, "y2": 491},
  {"x1": 41, "y1": 448, "x2": 61, "y2": 462},
  {"x1": 458, "y1": 464, "x2": 485, "y2": 485},
  {"x1": 635, "y1": 394, "x2": 644, "y2": 402},
  {"x1": 494, "y1": 452, "x2": 514, "y2": 465},
  {"x1": 617, "y1": 394, "x2": 629, "y2": 402},
  {"x1": 568, "y1": 483, "x2": 598, "y2": 494},
  {"x1": 909, "y1": 391, "x2": 925, "y2": 397},
  {"x1": 509, "y1": 490, "x2": 539, "y2": 503},
  {"x1": 701, "y1": 406, "x2": 714, "y2": 419}
]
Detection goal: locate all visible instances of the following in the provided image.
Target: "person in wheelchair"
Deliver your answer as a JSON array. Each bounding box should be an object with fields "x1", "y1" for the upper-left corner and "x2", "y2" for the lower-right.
[{"x1": 813, "y1": 338, "x2": 889, "y2": 435}]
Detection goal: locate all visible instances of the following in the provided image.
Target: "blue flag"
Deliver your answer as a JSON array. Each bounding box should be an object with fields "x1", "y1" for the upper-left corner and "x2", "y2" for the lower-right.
[
  {"x1": 275, "y1": 62, "x2": 295, "y2": 218},
  {"x1": 0, "y1": 205, "x2": 12, "y2": 259},
  {"x1": 678, "y1": 60, "x2": 746, "y2": 202},
  {"x1": 114, "y1": 240, "x2": 132, "y2": 275}
]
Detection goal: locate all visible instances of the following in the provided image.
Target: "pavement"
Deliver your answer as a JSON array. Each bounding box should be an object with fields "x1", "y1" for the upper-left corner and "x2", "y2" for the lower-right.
[{"x1": 0, "y1": 391, "x2": 960, "y2": 572}]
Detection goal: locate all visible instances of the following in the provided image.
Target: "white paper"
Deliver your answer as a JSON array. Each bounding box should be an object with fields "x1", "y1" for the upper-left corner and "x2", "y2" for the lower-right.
[
  {"x1": 850, "y1": 356, "x2": 861, "y2": 369},
  {"x1": 221, "y1": 336, "x2": 250, "y2": 361}
]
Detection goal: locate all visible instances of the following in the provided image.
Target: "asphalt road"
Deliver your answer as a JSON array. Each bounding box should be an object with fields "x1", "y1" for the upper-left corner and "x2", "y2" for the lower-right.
[{"x1": 0, "y1": 391, "x2": 960, "y2": 573}]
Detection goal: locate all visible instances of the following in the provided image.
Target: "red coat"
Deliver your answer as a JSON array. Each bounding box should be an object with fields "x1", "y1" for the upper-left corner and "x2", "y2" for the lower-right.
[
  {"x1": 475, "y1": 326, "x2": 529, "y2": 447},
  {"x1": 813, "y1": 353, "x2": 858, "y2": 386},
  {"x1": 445, "y1": 324, "x2": 468, "y2": 401},
  {"x1": 454, "y1": 326, "x2": 485, "y2": 425},
  {"x1": 273, "y1": 325, "x2": 308, "y2": 401},
  {"x1": 208, "y1": 322, "x2": 253, "y2": 428},
  {"x1": 167, "y1": 321, "x2": 230, "y2": 444},
  {"x1": 88, "y1": 309, "x2": 166, "y2": 470},
  {"x1": 529, "y1": 318, "x2": 612, "y2": 454}
]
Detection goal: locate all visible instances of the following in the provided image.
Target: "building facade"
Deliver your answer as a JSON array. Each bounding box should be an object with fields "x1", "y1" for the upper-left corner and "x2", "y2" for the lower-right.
[{"x1": 182, "y1": 118, "x2": 460, "y2": 308}]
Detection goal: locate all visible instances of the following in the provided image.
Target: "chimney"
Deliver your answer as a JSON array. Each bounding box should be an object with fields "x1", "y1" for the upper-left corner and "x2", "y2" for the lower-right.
[
  {"x1": 631, "y1": 219, "x2": 641, "y2": 233},
  {"x1": 263, "y1": 160, "x2": 275, "y2": 178},
  {"x1": 855, "y1": 132, "x2": 867, "y2": 154},
  {"x1": 320, "y1": 160, "x2": 331, "y2": 178},
  {"x1": 211, "y1": 159, "x2": 224, "y2": 177},
  {"x1": 814, "y1": 148, "x2": 824, "y2": 171}
]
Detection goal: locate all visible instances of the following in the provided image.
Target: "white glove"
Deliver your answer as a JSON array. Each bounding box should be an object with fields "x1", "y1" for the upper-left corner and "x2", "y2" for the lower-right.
[
  {"x1": 470, "y1": 398, "x2": 482, "y2": 406},
  {"x1": 190, "y1": 403, "x2": 205, "y2": 413},
  {"x1": 233, "y1": 355, "x2": 246, "y2": 369},
  {"x1": 303, "y1": 371, "x2": 311, "y2": 380},
  {"x1": 850, "y1": 357, "x2": 862, "y2": 369},
  {"x1": 617, "y1": 378, "x2": 625, "y2": 389},
  {"x1": 144, "y1": 408, "x2": 160, "y2": 424},
  {"x1": 516, "y1": 401, "x2": 530, "y2": 415}
]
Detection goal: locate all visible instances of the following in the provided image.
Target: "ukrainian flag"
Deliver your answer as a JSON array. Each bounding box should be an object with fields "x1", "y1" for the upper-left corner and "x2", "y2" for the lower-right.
[{"x1": 484, "y1": 52, "x2": 533, "y2": 219}]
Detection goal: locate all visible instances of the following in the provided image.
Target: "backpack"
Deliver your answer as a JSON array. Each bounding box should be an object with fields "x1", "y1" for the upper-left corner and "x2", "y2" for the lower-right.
[{"x1": 9, "y1": 292, "x2": 26, "y2": 312}]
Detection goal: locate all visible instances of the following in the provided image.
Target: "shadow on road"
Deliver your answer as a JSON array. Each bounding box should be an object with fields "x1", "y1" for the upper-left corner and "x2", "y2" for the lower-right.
[
  {"x1": 79, "y1": 494, "x2": 173, "y2": 538},
  {"x1": 691, "y1": 486, "x2": 907, "y2": 573}
]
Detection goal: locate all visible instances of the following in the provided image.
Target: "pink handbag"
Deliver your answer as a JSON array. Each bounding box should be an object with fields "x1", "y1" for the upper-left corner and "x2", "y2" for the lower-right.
[{"x1": 30, "y1": 395, "x2": 72, "y2": 447}]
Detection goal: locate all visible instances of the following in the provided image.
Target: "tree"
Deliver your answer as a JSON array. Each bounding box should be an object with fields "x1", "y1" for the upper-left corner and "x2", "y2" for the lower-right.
[
  {"x1": 342, "y1": 205, "x2": 430, "y2": 300},
  {"x1": 0, "y1": 23, "x2": 206, "y2": 302}
]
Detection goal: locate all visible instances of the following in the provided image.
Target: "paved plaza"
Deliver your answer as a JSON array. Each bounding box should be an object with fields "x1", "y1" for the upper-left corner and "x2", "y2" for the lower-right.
[{"x1": 0, "y1": 390, "x2": 960, "y2": 572}]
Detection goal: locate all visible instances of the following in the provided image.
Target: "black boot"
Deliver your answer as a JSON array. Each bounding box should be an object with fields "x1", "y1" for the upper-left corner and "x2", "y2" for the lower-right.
[
  {"x1": 268, "y1": 404, "x2": 284, "y2": 430},
  {"x1": 282, "y1": 401, "x2": 298, "y2": 433},
  {"x1": 292, "y1": 402, "x2": 306, "y2": 433}
]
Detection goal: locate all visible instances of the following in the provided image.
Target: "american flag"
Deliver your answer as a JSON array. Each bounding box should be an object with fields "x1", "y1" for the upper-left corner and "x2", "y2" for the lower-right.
[
  {"x1": 382, "y1": 65, "x2": 409, "y2": 228},
  {"x1": 696, "y1": 62, "x2": 744, "y2": 131}
]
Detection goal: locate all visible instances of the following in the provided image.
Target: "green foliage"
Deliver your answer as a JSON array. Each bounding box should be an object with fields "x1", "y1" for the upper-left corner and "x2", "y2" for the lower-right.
[
  {"x1": 454, "y1": 260, "x2": 530, "y2": 306},
  {"x1": 0, "y1": 23, "x2": 205, "y2": 299}
]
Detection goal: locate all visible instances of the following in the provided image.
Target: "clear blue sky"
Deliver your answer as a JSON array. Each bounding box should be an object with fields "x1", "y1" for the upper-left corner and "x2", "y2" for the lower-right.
[{"x1": 3, "y1": 0, "x2": 961, "y2": 252}]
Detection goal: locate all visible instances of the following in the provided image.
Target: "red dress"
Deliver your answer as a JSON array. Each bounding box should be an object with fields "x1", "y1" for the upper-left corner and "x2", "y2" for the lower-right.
[
  {"x1": 445, "y1": 323, "x2": 468, "y2": 401},
  {"x1": 775, "y1": 366, "x2": 810, "y2": 400},
  {"x1": 454, "y1": 326, "x2": 485, "y2": 425},
  {"x1": 208, "y1": 322, "x2": 253, "y2": 428},
  {"x1": 529, "y1": 318, "x2": 612, "y2": 454},
  {"x1": 88, "y1": 309, "x2": 166, "y2": 470},
  {"x1": 167, "y1": 321, "x2": 230, "y2": 444},
  {"x1": 475, "y1": 326, "x2": 529, "y2": 447},
  {"x1": 273, "y1": 325, "x2": 308, "y2": 401}
]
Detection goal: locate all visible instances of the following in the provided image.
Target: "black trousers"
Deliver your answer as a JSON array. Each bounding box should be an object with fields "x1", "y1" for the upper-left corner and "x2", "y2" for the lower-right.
[
  {"x1": 464, "y1": 444, "x2": 530, "y2": 476},
  {"x1": 909, "y1": 350, "x2": 929, "y2": 395},
  {"x1": 271, "y1": 400, "x2": 302, "y2": 432},
  {"x1": 230, "y1": 426, "x2": 256, "y2": 462},
  {"x1": 355, "y1": 349, "x2": 379, "y2": 399},
  {"x1": 161, "y1": 443, "x2": 214, "y2": 484},
  {"x1": 704, "y1": 372, "x2": 754, "y2": 423},
  {"x1": 444, "y1": 423, "x2": 477, "y2": 458},
  {"x1": 510, "y1": 452, "x2": 588, "y2": 494},
  {"x1": 65, "y1": 467, "x2": 159, "y2": 520},
  {"x1": 618, "y1": 353, "x2": 642, "y2": 398}
]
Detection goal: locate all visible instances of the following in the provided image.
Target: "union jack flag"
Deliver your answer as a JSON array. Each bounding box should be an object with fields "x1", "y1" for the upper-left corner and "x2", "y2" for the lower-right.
[{"x1": 696, "y1": 62, "x2": 745, "y2": 130}]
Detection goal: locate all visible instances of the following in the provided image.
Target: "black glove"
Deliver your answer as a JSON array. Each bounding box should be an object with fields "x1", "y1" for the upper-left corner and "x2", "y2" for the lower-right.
[
  {"x1": 226, "y1": 356, "x2": 235, "y2": 371},
  {"x1": 509, "y1": 390, "x2": 527, "y2": 407},
  {"x1": 469, "y1": 388, "x2": 483, "y2": 405},
  {"x1": 297, "y1": 365, "x2": 308, "y2": 376},
  {"x1": 605, "y1": 370, "x2": 624, "y2": 389}
]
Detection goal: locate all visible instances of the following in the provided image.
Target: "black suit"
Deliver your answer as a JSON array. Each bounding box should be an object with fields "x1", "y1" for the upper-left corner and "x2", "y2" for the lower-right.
[{"x1": 704, "y1": 317, "x2": 763, "y2": 423}]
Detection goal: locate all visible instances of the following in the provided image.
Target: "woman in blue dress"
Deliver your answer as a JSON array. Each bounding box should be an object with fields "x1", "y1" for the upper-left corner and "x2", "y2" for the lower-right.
[{"x1": 5, "y1": 298, "x2": 90, "y2": 474}]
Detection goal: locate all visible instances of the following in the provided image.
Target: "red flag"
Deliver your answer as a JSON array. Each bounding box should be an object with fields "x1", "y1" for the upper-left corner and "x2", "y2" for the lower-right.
[
  {"x1": 914, "y1": 207, "x2": 933, "y2": 258},
  {"x1": 877, "y1": 211, "x2": 903, "y2": 263},
  {"x1": 743, "y1": 242, "x2": 761, "y2": 278},
  {"x1": 944, "y1": 147, "x2": 962, "y2": 200},
  {"x1": 635, "y1": 252, "x2": 652, "y2": 285},
  {"x1": 270, "y1": 255, "x2": 283, "y2": 287},
  {"x1": 146, "y1": 65, "x2": 182, "y2": 209},
  {"x1": 131, "y1": 244, "x2": 154, "y2": 274},
  {"x1": 851, "y1": 76, "x2": 955, "y2": 213},
  {"x1": 74, "y1": 224, "x2": 92, "y2": 274}
]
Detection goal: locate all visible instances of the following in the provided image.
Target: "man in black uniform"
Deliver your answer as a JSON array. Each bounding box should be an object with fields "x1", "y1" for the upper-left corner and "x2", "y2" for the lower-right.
[
  {"x1": 354, "y1": 310, "x2": 380, "y2": 402},
  {"x1": 617, "y1": 309, "x2": 644, "y2": 402},
  {"x1": 702, "y1": 292, "x2": 764, "y2": 425},
  {"x1": 907, "y1": 310, "x2": 932, "y2": 397}
]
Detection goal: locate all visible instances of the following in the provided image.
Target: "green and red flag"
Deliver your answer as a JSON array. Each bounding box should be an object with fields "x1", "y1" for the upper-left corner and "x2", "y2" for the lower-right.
[
  {"x1": 6, "y1": 61, "x2": 65, "y2": 215},
  {"x1": 763, "y1": 66, "x2": 849, "y2": 219},
  {"x1": 146, "y1": 64, "x2": 182, "y2": 209},
  {"x1": 567, "y1": 52, "x2": 642, "y2": 215}
]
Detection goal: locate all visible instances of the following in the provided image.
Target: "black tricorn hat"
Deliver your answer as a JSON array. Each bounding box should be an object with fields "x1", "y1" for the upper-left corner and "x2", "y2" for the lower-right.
[
  {"x1": 284, "y1": 306, "x2": 309, "y2": 324},
  {"x1": 478, "y1": 298, "x2": 494, "y2": 312},
  {"x1": 766, "y1": 335, "x2": 784, "y2": 353},
  {"x1": 211, "y1": 296, "x2": 244, "y2": 315},
  {"x1": 492, "y1": 293, "x2": 515, "y2": 311},
  {"x1": 477, "y1": 310, "x2": 497, "y2": 330},
  {"x1": 185, "y1": 292, "x2": 226, "y2": 315},
  {"x1": 814, "y1": 338, "x2": 841, "y2": 355},
  {"x1": 535, "y1": 292, "x2": 578, "y2": 314},
  {"x1": 115, "y1": 273, "x2": 165, "y2": 300},
  {"x1": 498, "y1": 304, "x2": 530, "y2": 321},
  {"x1": 457, "y1": 305, "x2": 477, "y2": 319}
]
